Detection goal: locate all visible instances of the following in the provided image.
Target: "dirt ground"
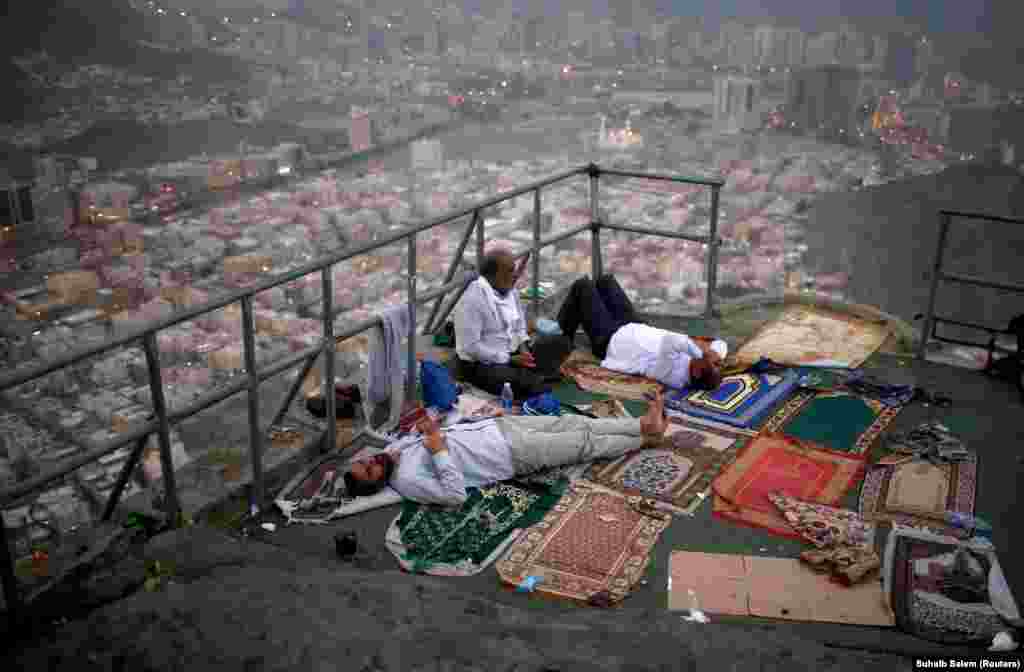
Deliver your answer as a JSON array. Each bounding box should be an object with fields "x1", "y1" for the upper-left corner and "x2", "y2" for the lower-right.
[{"x1": 3, "y1": 526, "x2": 913, "y2": 672}]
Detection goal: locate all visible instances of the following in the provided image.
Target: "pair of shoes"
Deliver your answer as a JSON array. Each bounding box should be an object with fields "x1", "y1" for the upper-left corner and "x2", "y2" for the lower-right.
[
  {"x1": 306, "y1": 387, "x2": 359, "y2": 419},
  {"x1": 800, "y1": 546, "x2": 881, "y2": 586}
]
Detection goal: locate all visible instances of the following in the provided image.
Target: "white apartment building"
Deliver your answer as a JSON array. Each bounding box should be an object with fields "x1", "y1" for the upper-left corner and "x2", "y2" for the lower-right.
[
  {"x1": 720, "y1": 22, "x2": 756, "y2": 69},
  {"x1": 714, "y1": 76, "x2": 763, "y2": 133},
  {"x1": 753, "y1": 26, "x2": 806, "y2": 68},
  {"x1": 805, "y1": 31, "x2": 840, "y2": 67},
  {"x1": 567, "y1": 11, "x2": 588, "y2": 49}
]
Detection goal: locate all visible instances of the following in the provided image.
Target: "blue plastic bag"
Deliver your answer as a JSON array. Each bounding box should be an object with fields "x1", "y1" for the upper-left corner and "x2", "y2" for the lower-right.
[
  {"x1": 421, "y1": 360, "x2": 459, "y2": 411},
  {"x1": 522, "y1": 392, "x2": 561, "y2": 416}
]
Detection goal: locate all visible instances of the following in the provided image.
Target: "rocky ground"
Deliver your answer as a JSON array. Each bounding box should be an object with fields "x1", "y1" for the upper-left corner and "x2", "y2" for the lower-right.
[{"x1": 3, "y1": 525, "x2": 911, "y2": 672}]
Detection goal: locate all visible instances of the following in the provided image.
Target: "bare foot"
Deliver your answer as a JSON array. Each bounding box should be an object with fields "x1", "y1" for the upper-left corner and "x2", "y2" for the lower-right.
[{"x1": 640, "y1": 389, "x2": 668, "y2": 442}]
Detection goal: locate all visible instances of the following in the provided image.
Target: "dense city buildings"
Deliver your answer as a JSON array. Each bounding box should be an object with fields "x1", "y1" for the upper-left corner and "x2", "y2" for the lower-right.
[{"x1": 785, "y1": 65, "x2": 863, "y2": 141}]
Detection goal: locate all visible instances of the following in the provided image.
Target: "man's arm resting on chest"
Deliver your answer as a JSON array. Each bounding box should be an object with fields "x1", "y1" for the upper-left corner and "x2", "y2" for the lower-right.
[{"x1": 423, "y1": 425, "x2": 468, "y2": 507}]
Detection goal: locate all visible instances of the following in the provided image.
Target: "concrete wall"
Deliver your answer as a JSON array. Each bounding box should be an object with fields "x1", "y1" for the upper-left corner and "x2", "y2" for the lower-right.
[{"x1": 804, "y1": 163, "x2": 1024, "y2": 343}]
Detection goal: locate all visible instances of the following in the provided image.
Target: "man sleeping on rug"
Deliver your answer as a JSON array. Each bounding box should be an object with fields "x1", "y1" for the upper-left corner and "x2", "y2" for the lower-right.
[
  {"x1": 557, "y1": 274, "x2": 727, "y2": 391},
  {"x1": 343, "y1": 389, "x2": 671, "y2": 506}
]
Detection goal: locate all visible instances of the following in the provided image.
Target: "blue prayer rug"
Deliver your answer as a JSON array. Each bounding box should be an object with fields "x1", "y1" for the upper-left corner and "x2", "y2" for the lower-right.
[{"x1": 664, "y1": 368, "x2": 802, "y2": 429}]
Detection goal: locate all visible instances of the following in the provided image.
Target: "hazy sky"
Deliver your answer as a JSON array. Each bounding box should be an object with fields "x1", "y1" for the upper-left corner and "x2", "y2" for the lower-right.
[{"x1": 511, "y1": 0, "x2": 993, "y2": 35}]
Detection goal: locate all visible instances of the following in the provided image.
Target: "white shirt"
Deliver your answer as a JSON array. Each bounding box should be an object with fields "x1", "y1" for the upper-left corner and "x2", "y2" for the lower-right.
[
  {"x1": 454, "y1": 277, "x2": 528, "y2": 365},
  {"x1": 602, "y1": 323, "x2": 728, "y2": 390},
  {"x1": 388, "y1": 418, "x2": 515, "y2": 507}
]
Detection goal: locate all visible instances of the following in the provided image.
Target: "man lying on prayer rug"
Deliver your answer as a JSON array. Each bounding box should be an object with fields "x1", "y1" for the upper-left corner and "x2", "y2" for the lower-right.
[
  {"x1": 343, "y1": 389, "x2": 671, "y2": 506},
  {"x1": 557, "y1": 274, "x2": 728, "y2": 390}
]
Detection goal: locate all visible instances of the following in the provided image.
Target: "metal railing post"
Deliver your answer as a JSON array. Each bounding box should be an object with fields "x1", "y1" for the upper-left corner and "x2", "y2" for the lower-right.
[
  {"x1": 918, "y1": 211, "x2": 953, "y2": 360},
  {"x1": 431, "y1": 275, "x2": 475, "y2": 338},
  {"x1": 269, "y1": 351, "x2": 320, "y2": 428},
  {"x1": 1, "y1": 515, "x2": 21, "y2": 631},
  {"x1": 407, "y1": 235, "x2": 418, "y2": 402},
  {"x1": 142, "y1": 333, "x2": 181, "y2": 524},
  {"x1": 532, "y1": 188, "x2": 542, "y2": 320},
  {"x1": 424, "y1": 213, "x2": 478, "y2": 334},
  {"x1": 589, "y1": 165, "x2": 603, "y2": 279},
  {"x1": 705, "y1": 185, "x2": 722, "y2": 320},
  {"x1": 240, "y1": 296, "x2": 266, "y2": 511},
  {"x1": 475, "y1": 208, "x2": 485, "y2": 268},
  {"x1": 101, "y1": 436, "x2": 149, "y2": 521},
  {"x1": 321, "y1": 270, "x2": 336, "y2": 454}
]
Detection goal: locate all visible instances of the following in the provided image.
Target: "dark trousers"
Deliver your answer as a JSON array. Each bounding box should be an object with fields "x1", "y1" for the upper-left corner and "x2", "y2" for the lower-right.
[
  {"x1": 455, "y1": 353, "x2": 550, "y2": 401},
  {"x1": 557, "y1": 274, "x2": 641, "y2": 360}
]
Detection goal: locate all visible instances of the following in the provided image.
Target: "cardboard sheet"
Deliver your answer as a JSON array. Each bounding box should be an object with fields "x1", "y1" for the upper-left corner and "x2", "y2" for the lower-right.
[{"x1": 669, "y1": 551, "x2": 894, "y2": 626}]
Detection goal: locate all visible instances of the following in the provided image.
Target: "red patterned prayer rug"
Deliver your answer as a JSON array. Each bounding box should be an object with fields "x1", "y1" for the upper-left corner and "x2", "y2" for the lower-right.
[
  {"x1": 496, "y1": 481, "x2": 671, "y2": 606},
  {"x1": 711, "y1": 434, "x2": 867, "y2": 539}
]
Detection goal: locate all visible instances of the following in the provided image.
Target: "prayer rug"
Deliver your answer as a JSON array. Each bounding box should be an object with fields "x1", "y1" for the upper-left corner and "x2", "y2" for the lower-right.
[
  {"x1": 711, "y1": 434, "x2": 867, "y2": 539},
  {"x1": 385, "y1": 480, "x2": 566, "y2": 577},
  {"x1": 859, "y1": 455, "x2": 977, "y2": 537},
  {"x1": 768, "y1": 493, "x2": 876, "y2": 551},
  {"x1": 884, "y1": 526, "x2": 1020, "y2": 644},
  {"x1": 733, "y1": 305, "x2": 891, "y2": 369},
  {"x1": 559, "y1": 350, "x2": 662, "y2": 401},
  {"x1": 516, "y1": 461, "x2": 593, "y2": 489},
  {"x1": 275, "y1": 439, "x2": 402, "y2": 524},
  {"x1": 496, "y1": 481, "x2": 671, "y2": 605},
  {"x1": 585, "y1": 416, "x2": 749, "y2": 515},
  {"x1": 668, "y1": 552, "x2": 895, "y2": 626},
  {"x1": 760, "y1": 390, "x2": 903, "y2": 455},
  {"x1": 665, "y1": 411, "x2": 759, "y2": 440},
  {"x1": 664, "y1": 368, "x2": 802, "y2": 429}
]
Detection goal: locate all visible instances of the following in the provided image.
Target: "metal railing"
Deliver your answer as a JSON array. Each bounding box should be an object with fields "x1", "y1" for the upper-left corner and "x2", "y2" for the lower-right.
[
  {"x1": 917, "y1": 209, "x2": 1024, "y2": 360},
  {"x1": 0, "y1": 162, "x2": 723, "y2": 624}
]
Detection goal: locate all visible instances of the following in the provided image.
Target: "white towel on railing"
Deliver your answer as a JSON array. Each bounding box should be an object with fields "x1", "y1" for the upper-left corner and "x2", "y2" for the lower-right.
[{"x1": 368, "y1": 304, "x2": 412, "y2": 405}]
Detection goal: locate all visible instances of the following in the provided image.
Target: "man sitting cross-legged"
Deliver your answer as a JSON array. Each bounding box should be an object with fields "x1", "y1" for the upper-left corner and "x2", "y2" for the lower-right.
[
  {"x1": 556, "y1": 273, "x2": 727, "y2": 391},
  {"x1": 453, "y1": 248, "x2": 550, "y2": 400},
  {"x1": 343, "y1": 389, "x2": 671, "y2": 507}
]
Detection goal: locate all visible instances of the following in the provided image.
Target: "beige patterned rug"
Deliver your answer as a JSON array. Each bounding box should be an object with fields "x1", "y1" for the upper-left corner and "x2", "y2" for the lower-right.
[{"x1": 733, "y1": 305, "x2": 891, "y2": 369}]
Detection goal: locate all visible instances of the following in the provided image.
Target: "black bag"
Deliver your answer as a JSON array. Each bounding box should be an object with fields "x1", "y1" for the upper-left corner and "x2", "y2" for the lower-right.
[
  {"x1": 986, "y1": 314, "x2": 1024, "y2": 400},
  {"x1": 433, "y1": 320, "x2": 457, "y2": 348},
  {"x1": 530, "y1": 333, "x2": 572, "y2": 380}
]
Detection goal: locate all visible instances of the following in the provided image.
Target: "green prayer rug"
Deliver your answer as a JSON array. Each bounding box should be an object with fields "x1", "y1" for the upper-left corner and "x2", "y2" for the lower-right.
[
  {"x1": 760, "y1": 389, "x2": 902, "y2": 455},
  {"x1": 384, "y1": 479, "x2": 568, "y2": 576},
  {"x1": 551, "y1": 382, "x2": 647, "y2": 418}
]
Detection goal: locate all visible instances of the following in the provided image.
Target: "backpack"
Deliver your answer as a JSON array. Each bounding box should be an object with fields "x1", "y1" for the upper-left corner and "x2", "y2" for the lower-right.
[
  {"x1": 421, "y1": 359, "x2": 460, "y2": 411},
  {"x1": 986, "y1": 314, "x2": 1024, "y2": 400}
]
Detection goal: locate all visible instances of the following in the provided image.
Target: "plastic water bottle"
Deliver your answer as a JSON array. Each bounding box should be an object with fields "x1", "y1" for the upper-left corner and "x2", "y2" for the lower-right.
[
  {"x1": 945, "y1": 512, "x2": 993, "y2": 539},
  {"x1": 501, "y1": 382, "x2": 514, "y2": 411}
]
